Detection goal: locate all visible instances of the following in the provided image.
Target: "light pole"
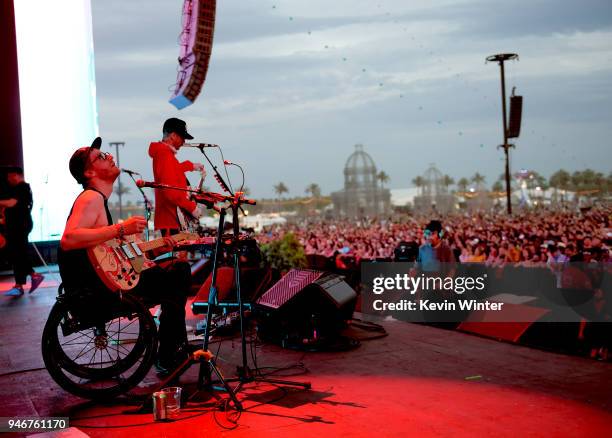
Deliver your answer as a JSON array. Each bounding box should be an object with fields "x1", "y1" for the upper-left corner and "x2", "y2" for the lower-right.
[
  {"x1": 487, "y1": 53, "x2": 518, "y2": 215},
  {"x1": 109, "y1": 141, "x2": 125, "y2": 219}
]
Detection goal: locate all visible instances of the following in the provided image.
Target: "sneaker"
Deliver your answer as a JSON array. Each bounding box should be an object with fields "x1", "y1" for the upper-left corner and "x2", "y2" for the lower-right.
[
  {"x1": 154, "y1": 344, "x2": 199, "y2": 376},
  {"x1": 29, "y1": 273, "x2": 45, "y2": 294},
  {"x1": 5, "y1": 286, "x2": 24, "y2": 297},
  {"x1": 153, "y1": 359, "x2": 173, "y2": 376}
]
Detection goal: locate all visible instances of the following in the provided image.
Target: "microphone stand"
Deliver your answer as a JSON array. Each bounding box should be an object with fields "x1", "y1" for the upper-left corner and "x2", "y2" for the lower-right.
[{"x1": 126, "y1": 172, "x2": 152, "y2": 241}]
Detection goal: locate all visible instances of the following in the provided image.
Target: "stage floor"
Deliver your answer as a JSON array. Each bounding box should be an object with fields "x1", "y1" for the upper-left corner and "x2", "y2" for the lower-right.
[{"x1": 1, "y1": 270, "x2": 611, "y2": 437}]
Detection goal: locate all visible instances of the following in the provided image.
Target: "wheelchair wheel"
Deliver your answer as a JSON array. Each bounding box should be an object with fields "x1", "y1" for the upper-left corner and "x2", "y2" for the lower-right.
[{"x1": 42, "y1": 292, "x2": 158, "y2": 400}]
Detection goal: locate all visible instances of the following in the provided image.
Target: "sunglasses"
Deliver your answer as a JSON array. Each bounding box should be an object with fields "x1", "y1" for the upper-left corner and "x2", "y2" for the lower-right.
[{"x1": 88, "y1": 151, "x2": 111, "y2": 166}]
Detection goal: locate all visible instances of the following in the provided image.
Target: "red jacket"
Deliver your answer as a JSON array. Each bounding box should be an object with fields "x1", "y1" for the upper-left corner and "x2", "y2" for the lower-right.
[{"x1": 148, "y1": 141, "x2": 196, "y2": 230}]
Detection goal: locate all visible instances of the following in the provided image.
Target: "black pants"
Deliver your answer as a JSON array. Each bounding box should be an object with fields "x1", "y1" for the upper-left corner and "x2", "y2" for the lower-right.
[
  {"x1": 6, "y1": 228, "x2": 33, "y2": 285},
  {"x1": 131, "y1": 261, "x2": 191, "y2": 362}
]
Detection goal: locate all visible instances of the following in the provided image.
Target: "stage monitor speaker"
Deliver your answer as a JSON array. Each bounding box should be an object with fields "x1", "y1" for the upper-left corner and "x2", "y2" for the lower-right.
[
  {"x1": 256, "y1": 269, "x2": 358, "y2": 347},
  {"x1": 507, "y1": 95, "x2": 523, "y2": 139},
  {"x1": 457, "y1": 302, "x2": 550, "y2": 343}
]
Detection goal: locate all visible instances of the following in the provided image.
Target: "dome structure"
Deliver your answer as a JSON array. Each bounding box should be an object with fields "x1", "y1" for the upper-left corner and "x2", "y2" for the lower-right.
[
  {"x1": 344, "y1": 144, "x2": 378, "y2": 190},
  {"x1": 421, "y1": 164, "x2": 447, "y2": 197},
  {"x1": 412, "y1": 164, "x2": 455, "y2": 214},
  {"x1": 331, "y1": 144, "x2": 390, "y2": 217}
]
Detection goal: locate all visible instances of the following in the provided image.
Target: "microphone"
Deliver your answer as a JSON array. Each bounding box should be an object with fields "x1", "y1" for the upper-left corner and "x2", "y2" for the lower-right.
[
  {"x1": 122, "y1": 168, "x2": 141, "y2": 176},
  {"x1": 183, "y1": 142, "x2": 219, "y2": 149},
  {"x1": 136, "y1": 180, "x2": 163, "y2": 189},
  {"x1": 135, "y1": 180, "x2": 197, "y2": 193},
  {"x1": 223, "y1": 159, "x2": 234, "y2": 165}
]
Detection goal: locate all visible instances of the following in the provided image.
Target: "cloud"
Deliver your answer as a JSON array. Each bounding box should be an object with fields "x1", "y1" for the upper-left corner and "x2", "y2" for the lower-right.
[
  {"x1": 268, "y1": 0, "x2": 475, "y2": 19},
  {"x1": 90, "y1": 0, "x2": 612, "y2": 199},
  {"x1": 214, "y1": 19, "x2": 459, "y2": 59}
]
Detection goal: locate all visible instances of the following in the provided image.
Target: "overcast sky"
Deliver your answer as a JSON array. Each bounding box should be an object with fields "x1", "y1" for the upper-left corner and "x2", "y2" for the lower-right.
[{"x1": 91, "y1": 0, "x2": 612, "y2": 201}]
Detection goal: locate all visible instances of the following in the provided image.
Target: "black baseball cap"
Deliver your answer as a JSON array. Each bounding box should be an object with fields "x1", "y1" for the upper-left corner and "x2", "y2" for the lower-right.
[
  {"x1": 0, "y1": 165, "x2": 23, "y2": 174},
  {"x1": 162, "y1": 117, "x2": 194, "y2": 140},
  {"x1": 69, "y1": 137, "x2": 102, "y2": 185},
  {"x1": 425, "y1": 220, "x2": 443, "y2": 233}
]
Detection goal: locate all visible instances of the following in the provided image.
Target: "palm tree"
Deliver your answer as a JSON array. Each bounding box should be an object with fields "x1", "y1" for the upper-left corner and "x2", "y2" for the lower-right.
[
  {"x1": 377, "y1": 171, "x2": 390, "y2": 188},
  {"x1": 471, "y1": 172, "x2": 486, "y2": 186},
  {"x1": 457, "y1": 177, "x2": 469, "y2": 192},
  {"x1": 442, "y1": 175, "x2": 454, "y2": 191},
  {"x1": 305, "y1": 183, "x2": 321, "y2": 198},
  {"x1": 273, "y1": 182, "x2": 288, "y2": 213},
  {"x1": 412, "y1": 176, "x2": 424, "y2": 195},
  {"x1": 470, "y1": 173, "x2": 485, "y2": 192},
  {"x1": 492, "y1": 181, "x2": 504, "y2": 192},
  {"x1": 274, "y1": 182, "x2": 288, "y2": 198}
]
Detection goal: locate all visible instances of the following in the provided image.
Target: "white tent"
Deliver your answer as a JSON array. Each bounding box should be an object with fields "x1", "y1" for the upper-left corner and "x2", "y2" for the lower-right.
[{"x1": 389, "y1": 187, "x2": 420, "y2": 207}]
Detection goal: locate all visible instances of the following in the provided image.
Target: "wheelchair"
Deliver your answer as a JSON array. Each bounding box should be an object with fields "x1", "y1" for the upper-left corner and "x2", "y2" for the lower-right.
[{"x1": 41, "y1": 284, "x2": 158, "y2": 400}]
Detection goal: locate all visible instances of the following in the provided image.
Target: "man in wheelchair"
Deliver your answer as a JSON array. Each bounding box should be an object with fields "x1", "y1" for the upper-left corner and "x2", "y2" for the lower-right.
[{"x1": 57, "y1": 137, "x2": 192, "y2": 376}]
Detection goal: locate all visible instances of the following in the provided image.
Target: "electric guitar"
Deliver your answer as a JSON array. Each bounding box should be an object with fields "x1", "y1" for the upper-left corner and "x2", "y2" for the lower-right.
[
  {"x1": 177, "y1": 206, "x2": 202, "y2": 234},
  {"x1": 87, "y1": 232, "x2": 197, "y2": 291},
  {"x1": 177, "y1": 172, "x2": 207, "y2": 234}
]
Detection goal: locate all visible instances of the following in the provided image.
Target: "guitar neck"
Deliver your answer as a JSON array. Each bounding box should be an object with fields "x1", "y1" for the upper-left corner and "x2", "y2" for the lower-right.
[{"x1": 135, "y1": 232, "x2": 192, "y2": 252}]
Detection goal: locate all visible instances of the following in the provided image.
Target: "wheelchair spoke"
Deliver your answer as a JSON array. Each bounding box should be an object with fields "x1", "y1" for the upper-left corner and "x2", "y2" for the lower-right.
[
  {"x1": 108, "y1": 318, "x2": 138, "y2": 333},
  {"x1": 110, "y1": 341, "x2": 121, "y2": 362},
  {"x1": 72, "y1": 342, "x2": 97, "y2": 362},
  {"x1": 61, "y1": 340, "x2": 96, "y2": 346},
  {"x1": 86, "y1": 348, "x2": 98, "y2": 367},
  {"x1": 63, "y1": 331, "x2": 95, "y2": 343},
  {"x1": 103, "y1": 347, "x2": 117, "y2": 366},
  {"x1": 108, "y1": 332, "x2": 140, "y2": 339},
  {"x1": 115, "y1": 342, "x2": 132, "y2": 356}
]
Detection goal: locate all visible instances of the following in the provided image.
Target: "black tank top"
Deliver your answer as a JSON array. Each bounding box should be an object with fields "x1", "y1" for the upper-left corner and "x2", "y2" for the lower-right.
[{"x1": 57, "y1": 188, "x2": 113, "y2": 293}]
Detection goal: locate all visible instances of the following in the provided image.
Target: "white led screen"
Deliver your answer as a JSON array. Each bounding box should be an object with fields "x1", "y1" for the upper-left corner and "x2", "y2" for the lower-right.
[{"x1": 14, "y1": 0, "x2": 99, "y2": 241}]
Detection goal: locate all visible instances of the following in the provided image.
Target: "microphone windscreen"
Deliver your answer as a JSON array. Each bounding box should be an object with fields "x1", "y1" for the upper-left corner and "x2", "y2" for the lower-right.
[{"x1": 135, "y1": 179, "x2": 145, "y2": 188}]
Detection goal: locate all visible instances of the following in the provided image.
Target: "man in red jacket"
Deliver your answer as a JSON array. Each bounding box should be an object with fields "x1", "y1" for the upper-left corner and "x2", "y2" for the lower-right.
[{"x1": 149, "y1": 118, "x2": 206, "y2": 236}]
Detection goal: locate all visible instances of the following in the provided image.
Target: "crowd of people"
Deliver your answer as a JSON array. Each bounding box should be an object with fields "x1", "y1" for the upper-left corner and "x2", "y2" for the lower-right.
[{"x1": 256, "y1": 207, "x2": 612, "y2": 267}]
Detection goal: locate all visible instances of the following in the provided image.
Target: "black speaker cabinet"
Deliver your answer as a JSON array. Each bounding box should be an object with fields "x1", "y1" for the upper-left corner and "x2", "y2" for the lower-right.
[
  {"x1": 507, "y1": 95, "x2": 523, "y2": 139},
  {"x1": 255, "y1": 269, "x2": 357, "y2": 347}
]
